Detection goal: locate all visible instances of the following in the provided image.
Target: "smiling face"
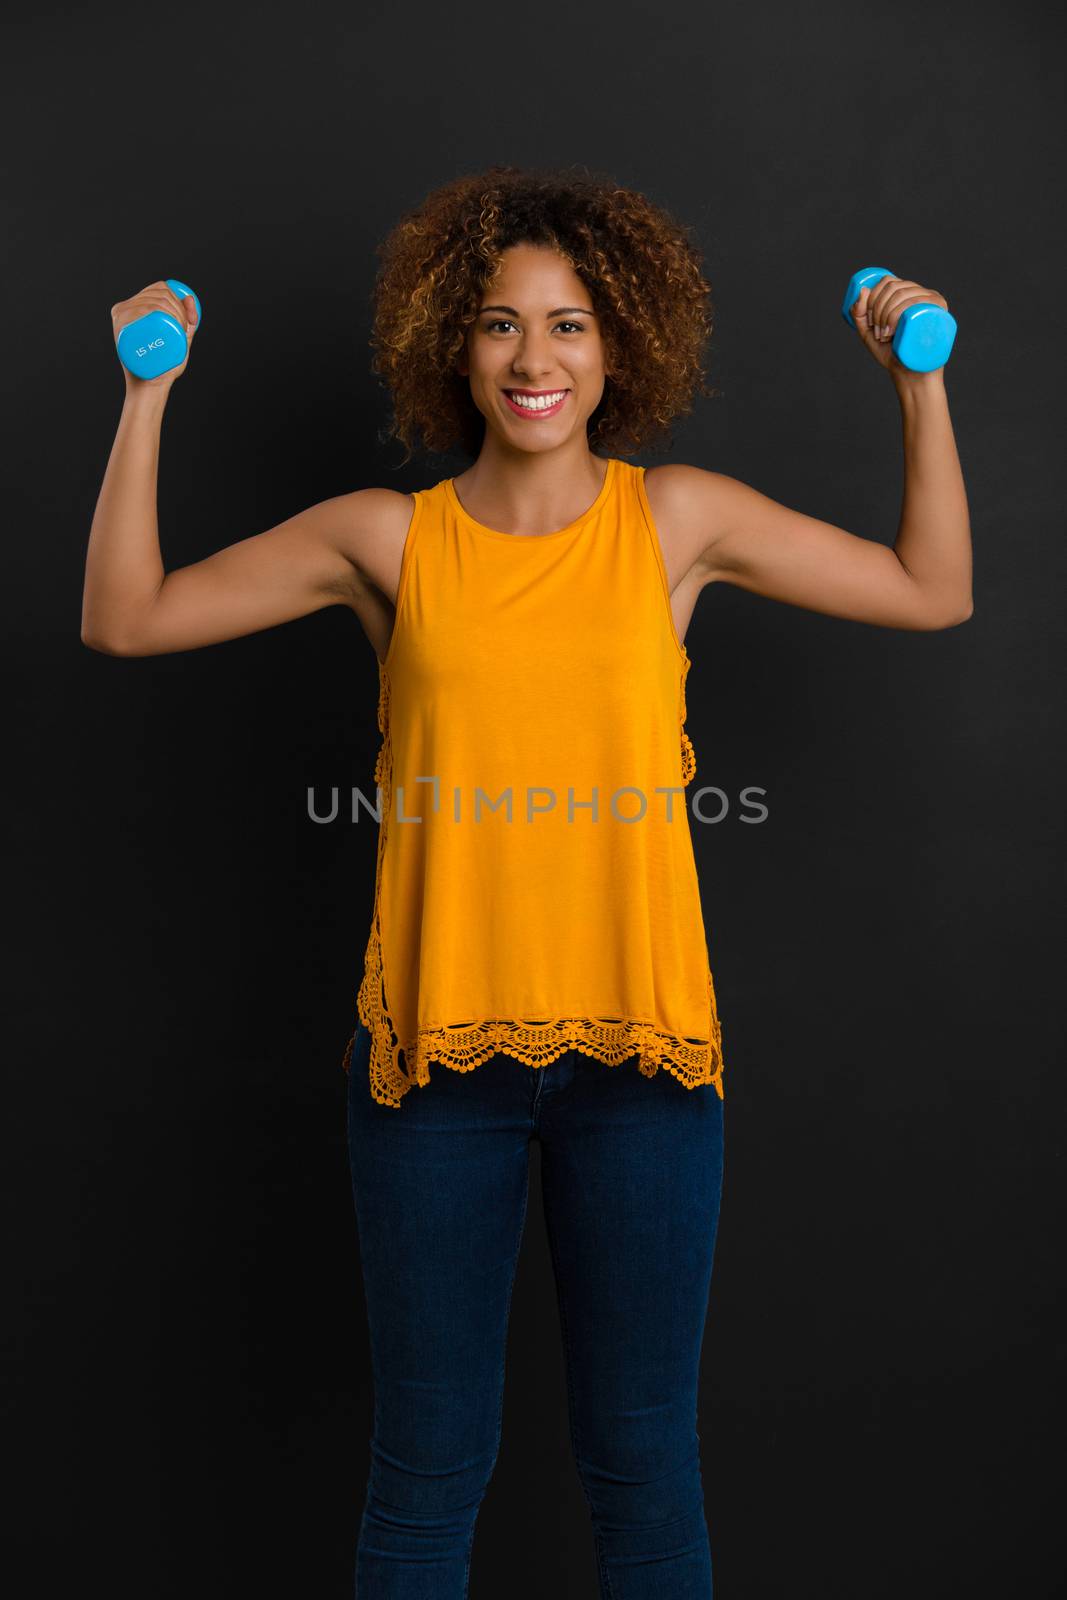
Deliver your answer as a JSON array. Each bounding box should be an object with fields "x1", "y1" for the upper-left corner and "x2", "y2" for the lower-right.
[{"x1": 457, "y1": 242, "x2": 612, "y2": 453}]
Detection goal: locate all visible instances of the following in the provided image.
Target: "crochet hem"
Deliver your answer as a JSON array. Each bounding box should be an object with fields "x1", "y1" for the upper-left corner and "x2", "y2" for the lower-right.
[{"x1": 343, "y1": 988, "x2": 725, "y2": 1111}]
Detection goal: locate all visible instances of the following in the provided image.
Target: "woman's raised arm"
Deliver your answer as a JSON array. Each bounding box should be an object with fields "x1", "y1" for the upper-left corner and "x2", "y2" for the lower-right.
[{"x1": 81, "y1": 280, "x2": 409, "y2": 658}]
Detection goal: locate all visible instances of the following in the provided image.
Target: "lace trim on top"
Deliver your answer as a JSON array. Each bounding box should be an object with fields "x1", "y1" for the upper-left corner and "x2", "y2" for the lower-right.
[
  {"x1": 341, "y1": 657, "x2": 723, "y2": 1109},
  {"x1": 680, "y1": 646, "x2": 697, "y2": 786}
]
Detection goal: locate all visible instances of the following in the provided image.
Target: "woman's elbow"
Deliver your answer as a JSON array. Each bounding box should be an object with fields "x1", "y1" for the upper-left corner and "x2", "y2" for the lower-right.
[
  {"x1": 944, "y1": 595, "x2": 974, "y2": 627},
  {"x1": 81, "y1": 623, "x2": 134, "y2": 655}
]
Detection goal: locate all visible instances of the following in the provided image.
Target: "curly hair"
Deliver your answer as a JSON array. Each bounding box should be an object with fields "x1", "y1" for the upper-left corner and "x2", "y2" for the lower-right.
[{"x1": 369, "y1": 164, "x2": 717, "y2": 464}]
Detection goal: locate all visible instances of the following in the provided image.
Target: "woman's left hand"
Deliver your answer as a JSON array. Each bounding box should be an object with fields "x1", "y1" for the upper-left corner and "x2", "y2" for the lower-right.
[{"x1": 849, "y1": 275, "x2": 950, "y2": 376}]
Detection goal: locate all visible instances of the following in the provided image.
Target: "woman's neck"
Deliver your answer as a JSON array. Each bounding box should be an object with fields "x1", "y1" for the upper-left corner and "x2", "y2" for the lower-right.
[{"x1": 452, "y1": 443, "x2": 610, "y2": 537}]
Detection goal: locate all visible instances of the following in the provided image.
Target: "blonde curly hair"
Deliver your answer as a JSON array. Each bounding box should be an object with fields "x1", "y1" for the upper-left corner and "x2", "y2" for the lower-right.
[{"x1": 369, "y1": 163, "x2": 717, "y2": 463}]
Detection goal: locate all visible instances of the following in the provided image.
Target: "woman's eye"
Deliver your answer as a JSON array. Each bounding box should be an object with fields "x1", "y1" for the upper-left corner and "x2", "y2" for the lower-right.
[{"x1": 486, "y1": 320, "x2": 584, "y2": 334}]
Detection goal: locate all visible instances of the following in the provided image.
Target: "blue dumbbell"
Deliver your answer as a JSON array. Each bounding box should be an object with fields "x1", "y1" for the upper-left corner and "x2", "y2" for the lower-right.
[
  {"x1": 116, "y1": 278, "x2": 202, "y2": 381},
  {"x1": 841, "y1": 267, "x2": 957, "y2": 373}
]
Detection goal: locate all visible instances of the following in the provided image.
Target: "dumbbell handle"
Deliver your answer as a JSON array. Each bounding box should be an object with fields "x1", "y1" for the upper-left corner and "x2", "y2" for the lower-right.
[
  {"x1": 116, "y1": 279, "x2": 202, "y2": 381},
  {"x1": 841, "y1": 267, "x2": 956, "y2": 373}
]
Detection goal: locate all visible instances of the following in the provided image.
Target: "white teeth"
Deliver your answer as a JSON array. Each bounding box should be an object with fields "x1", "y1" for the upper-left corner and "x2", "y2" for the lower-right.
[{"x1": 508, "y1": 390, "x2": 566, "y2": 410}]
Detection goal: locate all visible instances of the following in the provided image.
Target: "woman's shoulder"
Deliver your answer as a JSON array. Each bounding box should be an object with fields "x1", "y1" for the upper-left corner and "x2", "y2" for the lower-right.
[
  {"x1": 639, "y1": 461, "x2": 732, "y2": 588},
  {"x1": 641, "y1": 459, "x2": 729, "y2": 511},
  {"x1": 336, "y1": 486, "x2": 423, "y2": 605}
]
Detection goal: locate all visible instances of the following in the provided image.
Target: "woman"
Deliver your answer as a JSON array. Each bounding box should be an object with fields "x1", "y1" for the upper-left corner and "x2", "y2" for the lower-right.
[{"x1": 82, "y1": 164, "x2": 971, "y2": 1598}]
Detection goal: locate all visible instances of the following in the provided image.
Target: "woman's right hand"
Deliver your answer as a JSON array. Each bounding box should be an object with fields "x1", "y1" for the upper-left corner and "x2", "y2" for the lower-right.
[{"x1": 111, "y1": 280, "x2": 199, "y2": 392}]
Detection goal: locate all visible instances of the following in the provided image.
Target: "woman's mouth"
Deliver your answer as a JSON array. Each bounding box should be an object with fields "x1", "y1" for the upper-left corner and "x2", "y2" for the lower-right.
[{"x1": 502, "y1": 388, "x2": 570, "y2": 419}]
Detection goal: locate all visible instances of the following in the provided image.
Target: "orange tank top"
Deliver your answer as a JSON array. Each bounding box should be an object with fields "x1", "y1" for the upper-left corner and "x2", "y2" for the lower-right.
[{"x1": 341, "y1": 455, "x2": 726, "y2": 1108}]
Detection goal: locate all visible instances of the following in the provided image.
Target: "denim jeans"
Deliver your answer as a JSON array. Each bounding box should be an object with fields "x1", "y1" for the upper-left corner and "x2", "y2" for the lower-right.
[{"x1": 345, "y1": 1020, "x2": 725, "y2": 1598}]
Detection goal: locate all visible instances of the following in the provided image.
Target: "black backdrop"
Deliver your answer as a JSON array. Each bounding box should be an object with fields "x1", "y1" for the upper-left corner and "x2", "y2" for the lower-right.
[{"x1": 6, "y1": 2, "x2": 1064, "y2": 1596}]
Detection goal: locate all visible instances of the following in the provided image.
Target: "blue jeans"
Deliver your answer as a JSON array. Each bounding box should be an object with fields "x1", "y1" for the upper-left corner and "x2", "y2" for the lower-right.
[{"x1": 345, "y1": 1021, "x2": 725, "y2": 1598}]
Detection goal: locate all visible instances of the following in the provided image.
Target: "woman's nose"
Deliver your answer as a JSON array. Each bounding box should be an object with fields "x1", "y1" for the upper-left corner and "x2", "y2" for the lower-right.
[{"x1": 510, "y1": 338, "x2": 555, "y2": 377}]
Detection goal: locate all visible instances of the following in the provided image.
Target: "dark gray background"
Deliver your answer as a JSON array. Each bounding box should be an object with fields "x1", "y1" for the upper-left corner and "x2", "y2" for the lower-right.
[{"x1": 5, "y1": 1, "x2": 1064, "y2": 1595}]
